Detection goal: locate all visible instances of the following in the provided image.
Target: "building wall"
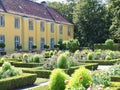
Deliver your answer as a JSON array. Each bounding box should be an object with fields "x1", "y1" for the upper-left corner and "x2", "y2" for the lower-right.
[{"x1": 0, "y1": 11, "x2": 74, "y2": 52}]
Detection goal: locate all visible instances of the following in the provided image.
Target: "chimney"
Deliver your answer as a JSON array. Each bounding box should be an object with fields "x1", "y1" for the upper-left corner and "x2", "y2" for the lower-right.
[{"x1": 41, "y1": 1, "x2": 47, "y2": 7}]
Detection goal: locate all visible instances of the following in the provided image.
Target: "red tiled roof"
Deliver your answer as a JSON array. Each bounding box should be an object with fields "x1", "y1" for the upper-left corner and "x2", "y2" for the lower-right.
[{"x1": 0, "y1": 0, "x2": 72, "y2": 25}]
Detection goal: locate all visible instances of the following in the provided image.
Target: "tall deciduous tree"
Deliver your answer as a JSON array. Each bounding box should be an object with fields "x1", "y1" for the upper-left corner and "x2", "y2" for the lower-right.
[
  {"x1": 73, "y1": 0, "x2": 110, "y2": 49},
  {"x1": 108, "y1": 0, "x2": 120, "y2": 42}
]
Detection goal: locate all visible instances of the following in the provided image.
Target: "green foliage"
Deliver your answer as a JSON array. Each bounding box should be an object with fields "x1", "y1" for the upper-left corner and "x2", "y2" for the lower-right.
[
  {"x1": 44, "y1": 51, "x2": 50, "y2": 58},
  {"x1": 66, "y1": 39, "x2": 80, "y2": 52},
  {"x1": 0, "y1": 43, "x2": 5, "y2": 49},
  {"x1": 108, "y1": 0, "x2": 120, "y2": 41},
  {"x1": 66, "y1": 67, "x2": 93, "y2": 89},
  {"x1": 49, "y1": 51, "x2": 53, "y2": 56},
  {"x1": 92, "y1": 70, "x2": 111, "y2": 86},
  {"x1": 105, "y1": 39, "x2": 114, "y2": 46},
  {"x1": 57, "y1": 54, "x2": 68, "y2": 69},
  {"x1": 105, "y1": 55, "x2": 112, "y2": 60},
  {"x1": 49, "y1": 69, "x2": 69, "y2": 90},
  {"x1": 16, "y1": 44, "x2": 22, "y2": 50},
  {"x1": 32, "y1": 44, "x2": 37, "y2": 49},
  {"x1": 108, "y1": 64, "x2": 120, "y2": 76},
  {"x1": 73, "y1": 0, "x2": 110, "y2": 47},
  {"x1": 0, "y1": 62, "x2": 22, "y2": 79},
  {"x1": 33, "y1": 54, "x2": 42, "y2": 63},
  {"x1": 87, "y1": 53, "x2": 93, "y2": 60},
  {"x1": 44, "y1": 45, "x2": 49, "y2": 49}
]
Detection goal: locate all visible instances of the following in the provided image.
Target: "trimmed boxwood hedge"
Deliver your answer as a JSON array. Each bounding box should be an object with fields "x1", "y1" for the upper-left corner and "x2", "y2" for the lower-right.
[
  {"x1": 67, "y1": 63, "x2": 98, "y2": 75},
  {"x1": 111, "y1": 76, "x2": 120, "y2": 82},
  {"x1": 79, "y1": 59, "x2": 120, "y2": 65},
  {"x1": 12, "y1": 62, "x2": 43, "y2": 68},
  {"x1": 94, "y1": 43, "x2": 120, "y2": 51},
  {"x1": 0, "y1": 73, "x2": 37, "y2": 90},
  {"x1": 23, "y1": 69, "x2": 51, "y2": 78},
  {"x1": 23, "y1": 63, "x2": 98, "y2": 78}
]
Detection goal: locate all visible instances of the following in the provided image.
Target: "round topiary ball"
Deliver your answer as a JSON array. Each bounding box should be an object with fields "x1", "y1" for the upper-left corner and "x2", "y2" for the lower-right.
[
  {"x1": 57, "y1": 54, "x2": 68, "y2": 69},
  {"x1": 105, "y1": 55, "x2": 111, "y2": 60},
  {"x1": 33, "y1": 54, "x2": 41, "y2": 63}
]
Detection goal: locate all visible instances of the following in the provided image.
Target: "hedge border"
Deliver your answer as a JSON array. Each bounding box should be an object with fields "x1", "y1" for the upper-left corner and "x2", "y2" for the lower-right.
[
  {"x1": 23, "y1": 63, "x2": 98, "y2": 78},
  {"x1": 11, "y1": 62, "x2": 43, "y2": 68},
  {"x1": 111, "y1": 76, "x2": 120, "y2": 82},
  {"x1": 79, "y1": 59, "x2": 120, "y2": 65},
  {"x1": 0, "y1": 73, "x2": 37, "y2": 90}
]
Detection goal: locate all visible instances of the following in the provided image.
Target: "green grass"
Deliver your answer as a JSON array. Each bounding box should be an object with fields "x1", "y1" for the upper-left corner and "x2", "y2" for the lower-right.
[
  {"x1": 29, "y1": 82, "x2": 120, "y2": 90},
  {"x1": 29, "y1": 85, "x2": 49, "y2": 90},
  {"x1": 34, "y1": 78, "x2": 48, "y2": 85}
]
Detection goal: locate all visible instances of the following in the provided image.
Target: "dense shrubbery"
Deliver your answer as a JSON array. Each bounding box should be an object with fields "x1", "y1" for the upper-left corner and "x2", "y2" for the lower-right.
[
  {"x1": 92, "y1": 70, "x2": 111, "y2": 87},
  {"x1": 105, "y1": 39, "x2": 114, "y2": 46},
  {"x1": 0, "y1": 62, "x2": 22, "y2": 79},
  {"x1": 49, "y1": 69, "x2": 69, "y2": 90},
  {"x1": 108, "y1": 64, "x2": 120, "y2": 76},
  {"x1": 66, "y1": 39, "x2": 80, "y2": 52},
  {"x1": 65, "y1": 67, "x2": 93, "y2": 89}
]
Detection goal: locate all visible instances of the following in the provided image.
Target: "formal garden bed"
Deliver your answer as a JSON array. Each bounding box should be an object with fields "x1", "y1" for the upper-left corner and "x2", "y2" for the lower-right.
[{"x1": 0, "y1": 48, "x2": 120, "y2": 89}]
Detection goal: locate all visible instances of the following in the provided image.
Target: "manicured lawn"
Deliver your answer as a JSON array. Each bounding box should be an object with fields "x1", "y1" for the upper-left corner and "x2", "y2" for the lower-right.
[
  {"x1": 34, "y1": 78, "x2": 48, "y2": 85},
  {"x1": 29, "y1": 85, "x2": 49, "y2": 90}
]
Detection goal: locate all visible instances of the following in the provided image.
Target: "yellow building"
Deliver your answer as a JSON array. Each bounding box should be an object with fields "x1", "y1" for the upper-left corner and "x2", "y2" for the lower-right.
[{"x1": 0, "y1": 0, "x2": 73, "y2": 52}]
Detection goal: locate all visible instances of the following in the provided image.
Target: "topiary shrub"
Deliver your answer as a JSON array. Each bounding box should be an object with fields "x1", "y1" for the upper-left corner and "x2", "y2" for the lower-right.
[
  {"x1": 49, "y1": 69, "x2": 69, "y2": 90},
  {"x1": 105, "y1": 39, "x2": 114, "y2": 46},
  {"x1": 57, "y1": 54, "x2": 68, "y2": 69},
  {"x1": 105, "y1": 55, "x2": 111, "y2": 60},
  {"x1": 87, "y1": 53, "x2": 93, "y2": 60},
  {"x1": 44, "y1": 51, "x2": 50, "y2": 58},
  {"x1": 49, "y1": 50, "x2": 53, "y2": 56},
  {"x1": 66, "y1": 67, "x2": 93, "y2": 89},
  {"x1": 66, "y1": 39, "x2": 80, "y2": 52},
  {"x1": 33, "y1": 54, "x2": 42, "y2": 63}
]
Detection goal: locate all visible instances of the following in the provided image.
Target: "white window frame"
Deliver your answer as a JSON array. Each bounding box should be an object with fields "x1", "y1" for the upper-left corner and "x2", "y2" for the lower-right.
[
  {"x1": 14, "y1": 36, "x2": 20, "y2": 50},
  {"x1": 51, "y1": 23, "x2": 54, "y2": 33},
  {"x1": 29, "y1": 37, "x2": 33, "y2": 50},
  {"x1": 51, "y1": 38, "x2": 54, "y2": 49},
  {"x1": 59, "y1": 25, "x2": 63, "y2": 34},
  {"x1": 29, "y1": 20, "x2": 33, "y2": 30},
  {"x1": 15, "y1": 17, "x2": 20, "y2": 29},
  {"x1": 41, "y1": 38, "x2": 45, "y2": 50},
  {"x1": 0, "y1": 14, "x2": 5, "y2": 27},
  {"x1": 40, "y1": 22, "x2": 44, "y2": 32}
]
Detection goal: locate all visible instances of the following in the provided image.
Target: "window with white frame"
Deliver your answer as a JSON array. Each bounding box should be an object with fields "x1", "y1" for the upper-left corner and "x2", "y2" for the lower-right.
[
  {"x1": 15, "y1": 17, "x2": 20, "y2": 29},
  {"x1": 0, "y1": 35, "x2": 5, "y2": 51},
  {"x1": 14, "y1": 36, "x2": 20, "y2": 50},
  {"x1": 51, "y1": 38, "x2": 54, "y2": 49},
  {"x1": 29, "y1": 37, "x2": 33, "y2": 50},
  {"x1": 51, "y1": 23, "x2": 54, "y2": 33},
  {"x1": 68, "y1": 25, "x2": 71, "y2": 36},
  {"x1": 41, "y1": 38, "x2": 44, "y2": 50},
  {"x1": 59, "y1": 24, "x2": 62, "y2": 34},
  {"x1": 29, "y1": 20, "x2": 33, "y2": 30},
  {"x1": 0, "y1": 14, "x2": 5, "y2": 27},
  {"x1": 40, "y1": 22, "x2": 44, "y2": 32}
]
